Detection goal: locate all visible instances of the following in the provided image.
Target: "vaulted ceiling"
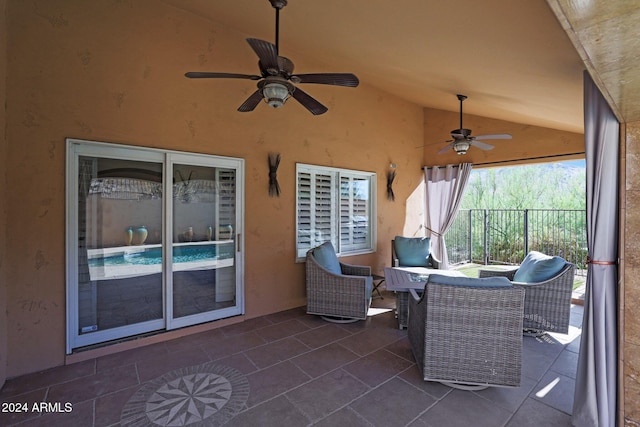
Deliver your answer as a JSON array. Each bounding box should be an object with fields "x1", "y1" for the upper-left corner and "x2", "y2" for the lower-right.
[{"x1": 163, "y1": 0, "x2": 640, "y2": 133}]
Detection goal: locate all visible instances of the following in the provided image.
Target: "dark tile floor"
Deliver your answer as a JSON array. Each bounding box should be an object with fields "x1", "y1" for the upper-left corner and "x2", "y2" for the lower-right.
[{"x1": 0, "y1": 290, "x2": 583, "y2": 426}]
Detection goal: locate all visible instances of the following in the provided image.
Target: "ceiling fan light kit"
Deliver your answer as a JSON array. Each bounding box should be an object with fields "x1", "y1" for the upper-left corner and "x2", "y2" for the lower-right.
[
  {"x1": 185, "y1": 0, "x2": 358, "y2": 115},
  {"x1": 262, "y1": 82, "x2": 290, "y2": 108},
  {"x1": 437, "y1": 94, "x2": 512, "y2": 155},
  {"x1": 453, "y1": 141, "x2": 471, "y2": 155}
]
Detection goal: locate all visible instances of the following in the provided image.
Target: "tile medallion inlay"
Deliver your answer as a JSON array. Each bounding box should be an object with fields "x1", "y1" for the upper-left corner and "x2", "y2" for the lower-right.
[{"x1": 121, "y1": 363, "x2": 249, "y2": 426}]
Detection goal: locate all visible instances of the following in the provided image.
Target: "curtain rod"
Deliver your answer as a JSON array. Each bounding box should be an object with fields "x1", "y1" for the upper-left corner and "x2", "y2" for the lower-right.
[{"x1": 421, "y1": 152, "x2": 585, "y2": 169}]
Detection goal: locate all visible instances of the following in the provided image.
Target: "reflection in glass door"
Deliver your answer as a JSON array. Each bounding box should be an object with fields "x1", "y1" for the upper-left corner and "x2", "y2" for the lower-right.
[
  {"x1": 67, "y1": 140, "x2": 244, "y2": 352},
  {"x1": 169, "y1": 161, "x2": 237, "y2": 328},
  {"x1": 72, "y1": 150, "x2": 165, "y2": 350}
]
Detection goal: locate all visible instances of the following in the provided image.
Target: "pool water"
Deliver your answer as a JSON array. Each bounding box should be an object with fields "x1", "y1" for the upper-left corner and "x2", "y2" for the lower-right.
[{"x1": 88, "y1": 244, "x2": 234, "y2": 267}]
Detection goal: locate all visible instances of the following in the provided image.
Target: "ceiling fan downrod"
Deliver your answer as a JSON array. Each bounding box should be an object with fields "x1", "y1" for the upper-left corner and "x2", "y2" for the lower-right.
[
  {"x1": 269, "y1": 0, "x2": 288, "y2": 54},
  {"x1": 457, "y1": 94, "x2": 467, "y2": 130}
]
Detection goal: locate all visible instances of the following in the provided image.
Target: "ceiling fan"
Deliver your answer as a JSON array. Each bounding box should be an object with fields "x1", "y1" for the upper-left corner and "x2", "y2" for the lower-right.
[
  {"x1": 184, "y1": 0, "x2": 359, "y2": 115},
  {"x1": 437, "y1": 94, "x2": 512, "y2": 155}
]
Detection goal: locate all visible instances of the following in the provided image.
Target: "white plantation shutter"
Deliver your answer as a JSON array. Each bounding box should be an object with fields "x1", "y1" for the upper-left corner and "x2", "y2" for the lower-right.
[
  {"x1": 216, "y1": 169, "x2": 236, "y2": 236},
  {"x1": 314, "y1": 172, "x2": 336, "y2": 247},
  {"x1": 297, "y1": 171, "x2": 313, "y2": 252},
  {"x1": 296, "y1": 164, "x2": 375, "y2": 260},
  {"x1": 296, "y1": 169, "x2": 337, "y2": 258},
  {"x1": 340, "y1": 174, "x2": 370, "y2": 251}
]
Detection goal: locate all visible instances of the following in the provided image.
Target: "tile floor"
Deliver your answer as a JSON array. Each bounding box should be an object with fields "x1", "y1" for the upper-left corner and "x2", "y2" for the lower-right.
[{"x1": 0, "y1": 290, "x2": 583, "y2": 426}]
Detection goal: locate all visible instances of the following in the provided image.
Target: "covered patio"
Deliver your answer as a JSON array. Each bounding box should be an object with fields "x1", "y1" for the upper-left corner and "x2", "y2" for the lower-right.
[{"x1": 1, "y1": 0, "x2": 639, "y2": 425}]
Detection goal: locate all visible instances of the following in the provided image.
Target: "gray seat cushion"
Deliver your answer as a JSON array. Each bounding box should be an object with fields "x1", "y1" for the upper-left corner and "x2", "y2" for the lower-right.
[{"x1": 428, "y1": 274, "x2": 512, "y2": 288}]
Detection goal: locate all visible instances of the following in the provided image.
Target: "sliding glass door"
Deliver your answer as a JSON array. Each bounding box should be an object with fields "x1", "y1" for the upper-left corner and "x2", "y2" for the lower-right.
[
  {"x1": 168, "y1": 156, "x2": 240, "y2": 329},
  {"x1": 66, "y1": 140, "x2": 244, "y2": 352}
]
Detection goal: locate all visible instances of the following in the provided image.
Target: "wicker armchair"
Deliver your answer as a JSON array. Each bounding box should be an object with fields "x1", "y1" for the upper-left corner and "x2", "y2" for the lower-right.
[
  {"x1": 305, "y1": 242, "x2": 373, "y2": 323},
  {"x1": 408, "y1": 274, "x2": 525, "y2": 390},
  {"x1": 391, "y1": 237, "x2": 441, "y2": 329},
  {"x1": 479, "y1": 262, "x2": 575, "y2": 334},
  {"x1": 391, "y1": 237, "x2": 441, "y2": 269}
]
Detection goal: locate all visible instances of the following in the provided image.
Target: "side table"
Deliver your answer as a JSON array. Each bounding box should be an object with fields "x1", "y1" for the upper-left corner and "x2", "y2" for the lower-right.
[{"x1": 371, "y1": 274, "x2": 385, "y2": 299}]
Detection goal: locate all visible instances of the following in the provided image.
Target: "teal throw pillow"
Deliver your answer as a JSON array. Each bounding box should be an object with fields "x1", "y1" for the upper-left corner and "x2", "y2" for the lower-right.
[
  {"x1": 428, "y1": 274, "x2": 512, "y2": 288},
  {"x1": 394, "y1": 236, "x2": 431, "y2": 267},
  {"x1": 513, "y1": 251, "x2": 566, "y2": 283},
  {"x1": 312, "y1": 242, "x2": 342, "y2": 275}
]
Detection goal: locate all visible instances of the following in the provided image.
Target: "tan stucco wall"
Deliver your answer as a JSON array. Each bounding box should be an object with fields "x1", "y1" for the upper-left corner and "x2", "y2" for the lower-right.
[
  {"x1": 0, "y1": 0, "x2": 8, "y2": 389},
  {"x1": 423, "y1": 107, "x2": 584, "y2": 167},
  {"x1": 3, "y1": 0, "x2": 427, "y2": 377},
  {"x1": 623, "y1": 120, "x2": 640, "y2": 425}
]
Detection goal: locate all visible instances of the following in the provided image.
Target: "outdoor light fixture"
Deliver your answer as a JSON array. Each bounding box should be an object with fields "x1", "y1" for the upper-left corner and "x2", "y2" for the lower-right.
[
  {"x1": 453, "y1": 141, "x2": 471, "y2": 155},
  {"x1": 262, "y1": 82, "x2": 290, "y2": 108}
]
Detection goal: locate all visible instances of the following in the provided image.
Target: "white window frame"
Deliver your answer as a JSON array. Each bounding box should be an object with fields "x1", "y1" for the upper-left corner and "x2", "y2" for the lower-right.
[{"x1": 296, "y1": 163, "x2": 376, "y2": 261}]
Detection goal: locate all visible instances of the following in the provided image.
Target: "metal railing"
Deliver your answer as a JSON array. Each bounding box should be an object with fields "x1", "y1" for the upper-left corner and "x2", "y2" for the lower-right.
[{"x1": 446, "y1": 209, "x2": 587, "y2": 274}]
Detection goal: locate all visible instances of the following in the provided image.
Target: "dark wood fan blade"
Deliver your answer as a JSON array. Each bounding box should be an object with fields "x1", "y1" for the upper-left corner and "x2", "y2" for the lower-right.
[
  {"x1": 237, "y1": 90, "x2": 264, "y2": 112},
  {"x1": 246, "y1": 38, "x2": 279, "y2": 75},
  {"x1": 185, "y1": 72, "x2": 261, "y2": 80},
  {"x1": 291, "y1": 87, "x2": 328, "y2": 115},
  {"x1": 292, "y1": 73, "x2": 359, "y2": 87}
]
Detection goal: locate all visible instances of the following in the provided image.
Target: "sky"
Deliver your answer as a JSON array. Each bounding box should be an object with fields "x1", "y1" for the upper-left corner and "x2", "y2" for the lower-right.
[{"x1": 557, "y1": 159, "x2": 586, "y2": 168}]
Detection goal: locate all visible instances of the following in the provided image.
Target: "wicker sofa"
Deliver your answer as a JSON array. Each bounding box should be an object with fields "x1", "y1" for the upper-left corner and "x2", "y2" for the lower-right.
[
  {"x1": 305, "y1": 242, "x2": 373, "y2": 322},
  {"x1": 408, "y1": 274, "x2": 525, "y2": 390},
  {"x1": 479, "y1": 252, "x2": 575, "y2": 334}
]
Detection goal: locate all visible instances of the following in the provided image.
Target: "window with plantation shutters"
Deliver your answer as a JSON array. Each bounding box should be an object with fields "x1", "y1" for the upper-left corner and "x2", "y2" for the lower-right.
[
  {"x1": 296, "y1": 164, "x2": 376, "y2": 261},
  {"x1": 340, "y1": 174, "x2": 370, "y2": 251}
]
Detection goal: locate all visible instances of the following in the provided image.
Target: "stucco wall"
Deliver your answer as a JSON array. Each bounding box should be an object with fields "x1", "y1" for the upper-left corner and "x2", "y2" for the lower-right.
[{"x1": 4, "y1": 0, "x2": 426, "y2": 377}]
